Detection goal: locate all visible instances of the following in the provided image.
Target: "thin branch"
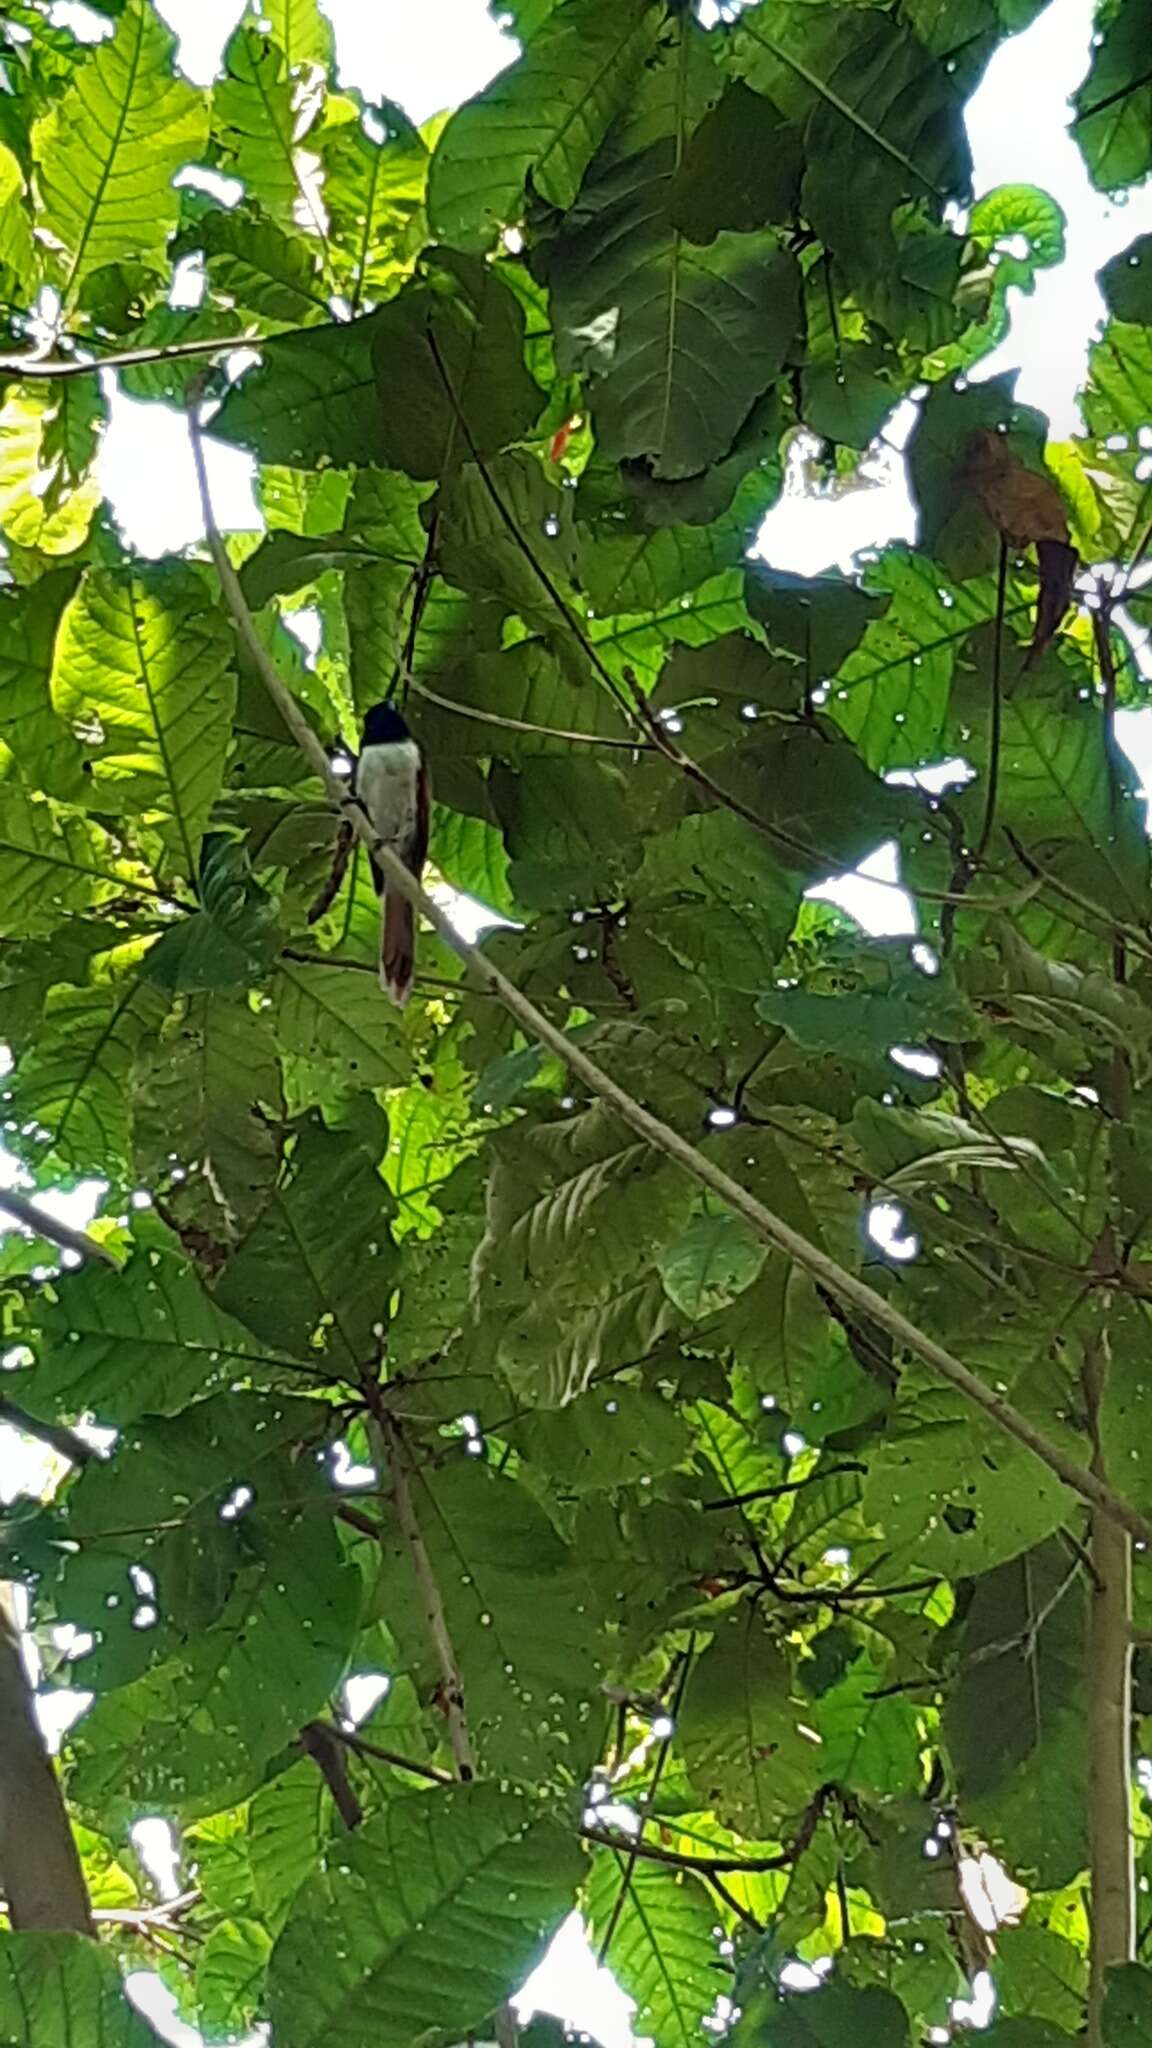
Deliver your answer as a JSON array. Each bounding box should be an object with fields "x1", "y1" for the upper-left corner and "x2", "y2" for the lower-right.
[
  {"x1": 973, "y1": 538, "x2": 1008, "y2": 866},
  {"x1": 186, "y1": 393, "x2": 1152, "y2": 1552},
  {"x1": 0, "y1": 331, "x2": 282, "y2": 380},
  {"x1": 0, "y1": 1187, "x2": 116, "y2": 1268},
  {"x1": 580, "y1": 1825, "x2": 789, "y2": 1877},
  {"x1": 597, "y1": 1643, "x2": 695, "y2": 1964},
  {"x1": 0, "y1": 1398, "x2": 97, "y2": 1469},
  {"x1": 375, "y1": 1413, "x2": 474, "y2": 1781},
  {"x1": 297, "y1": 1720, "x2": 364, "y2": 1829},
  {"x1": 1084, "y1": 1334, "x2": 1135, "y2": 2045},
  {"x1": 409, "y1": 673, "x2": 651, "y2": 751},
  {"x1": 317, "y1": 1720, "x2": 453, "y2": 1786}
]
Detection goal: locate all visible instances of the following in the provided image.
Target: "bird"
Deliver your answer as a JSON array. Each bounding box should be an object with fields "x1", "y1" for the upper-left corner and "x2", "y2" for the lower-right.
[{"x1": 354, "y1": 701, "x2": 429, "y2": 1007}]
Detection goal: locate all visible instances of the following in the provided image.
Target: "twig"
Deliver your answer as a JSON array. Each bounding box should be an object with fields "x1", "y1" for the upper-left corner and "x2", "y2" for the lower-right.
[
  {"x1": 298, "y1": 1721, "x2": 364, "y2": 1829},
  {"x1": 973, "y1": 538, "x2": 1008, "y2": 866},
  {"x1": 0, "y1": 331, "x2": 286, "y2": 380},
  {"x1": 317, "y1": 1721, "x2": 453, "y2": 1785},
  {"x1": 580, "y1": 1824, "x2": 790, "y2": 1877},
  {"x1": 376, "y1": 1412, "x2": 474, "y2": 1781},
  {"x1": 185, "y1": 392, "x2": 1152, "y2": 1552},
  {"x1": 0, "y1": 1398, "x2": 97, "y2": 1469},
  {"x1": 0, "y1": 1188, "x2": 116, "y2": 1268},
  {"x1": 409, "y1": 672, "x2": 648, "y2": 751},
  {"x1": 597, "y1": 1642, "x2": 695, "y2": 1964}
]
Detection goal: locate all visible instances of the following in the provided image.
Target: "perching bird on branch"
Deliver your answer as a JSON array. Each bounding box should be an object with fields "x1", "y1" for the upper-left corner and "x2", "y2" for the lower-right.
[{"x1": 355, "y1": 701, "x2": 430, "y2": 1007}]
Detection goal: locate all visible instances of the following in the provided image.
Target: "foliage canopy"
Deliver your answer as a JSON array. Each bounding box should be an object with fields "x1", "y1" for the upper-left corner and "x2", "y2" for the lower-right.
[{"x1": 0, "y1": 0, "x2": 1151, "y2": 2043}]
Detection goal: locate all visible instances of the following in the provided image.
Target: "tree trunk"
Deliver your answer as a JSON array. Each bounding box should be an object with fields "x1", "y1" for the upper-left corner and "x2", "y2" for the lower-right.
[{"x1": 0, "y1": 1586, "x2": 93, "y2": 1935}]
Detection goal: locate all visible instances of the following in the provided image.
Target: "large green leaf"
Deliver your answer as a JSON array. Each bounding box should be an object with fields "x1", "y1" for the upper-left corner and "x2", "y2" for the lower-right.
[
  {"x1": 214, "y1": 1113, "x2": 398, "y2": 1374},
  {"x1": 1073, "y1": 0, "x2": 1152, "y2": 191},
  {"x1": 429, "y1": 0, "x2": 661, "y2": 250},
  {"x1": 31, "y1": 0, "x2": 206, "y2": 302},
  {"x1": 321, "y1": 99, "x2": 429, "y2": 311},
  {"x1": 540, "y1": 16, "x2": 800, "y2": 479},
  {"x1": 30, "y1": 1240, "x2": 301, "y2": 1425},
  {"x1": 0, "y1": 782, "x2": 138, "y2": 938},
  {"x1": 184, "y1": 203, "x2": 332, "y2": 324},
  {"x1": 9, "y1": 972, "x2": 166, "y2": 1173},
  {"x1": 269, "y1": 1787, "x2": 585, "y2": 2048},
  {"x1": 944, "y1": 1539, "x2": 1087, "y2": 1886},
  {"x1": 681, "y1": 1609, "x2": 825, "y2": 1836},
  {"x1": 211, "y1": 25, "x2": 317, "y2": 234},
  {"x1": 271, "y1": 958, "x2": 412, "y2": 1089},
  {"x1": 0, "y1": 1932, "x2": 166, "y2": 2047},
  {"x1": 375, "y1": 1458, "x2": 608, "y2": 1777},
  {"x1": 50, "y1": 565, "x2": 236, "y2": 879},
  {"x1": 584, "y1": 1856, "x2": 723, "y2": 2048}
]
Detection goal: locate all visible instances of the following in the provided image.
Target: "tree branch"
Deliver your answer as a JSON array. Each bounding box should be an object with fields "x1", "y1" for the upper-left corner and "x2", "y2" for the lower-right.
[
  {"x1": 0, "y1": 1398, "x2": 97, "y2": 1469},
  {"x1": 0, "y1": 330, "x2": 291, "y2": 380},
  {"x1": 0, "y1": 1187, "x2": 116, "y2": 1268},
  {"x1": 374, "y1": 1413, "x2": 474, "y2": 1781},
  {"x1": 185, "y1": 392, "x2": 1152, "y2": 1552},
  {"x1": 0, "y1": 1585, "x2": 94, "y2": 1934}
]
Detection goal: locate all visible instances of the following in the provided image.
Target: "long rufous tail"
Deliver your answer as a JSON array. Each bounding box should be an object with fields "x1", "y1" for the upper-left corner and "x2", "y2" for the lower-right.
[{"x1": 380, "y1": 891, "x2": 415, "y2": 1007}]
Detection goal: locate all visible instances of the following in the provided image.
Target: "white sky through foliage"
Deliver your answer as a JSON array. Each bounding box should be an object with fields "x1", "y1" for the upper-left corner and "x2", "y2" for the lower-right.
[{"x1": 9, "y1": 0, "x2": 1152, "y2": 2041}]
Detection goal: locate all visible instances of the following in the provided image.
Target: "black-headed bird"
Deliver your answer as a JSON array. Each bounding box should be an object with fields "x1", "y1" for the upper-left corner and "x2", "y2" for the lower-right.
[{"x1": 355, "y1": 701, "x2": 429, "y2": 1007}]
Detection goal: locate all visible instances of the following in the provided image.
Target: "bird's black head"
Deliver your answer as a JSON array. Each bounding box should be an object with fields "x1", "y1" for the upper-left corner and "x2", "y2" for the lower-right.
[{"x1": 361, "y1": 701, "x2": 412, "y2": 747}]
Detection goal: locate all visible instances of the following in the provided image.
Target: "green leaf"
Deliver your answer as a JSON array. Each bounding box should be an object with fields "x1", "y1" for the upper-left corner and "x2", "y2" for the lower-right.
[
  {"x1": 264, "y1": 0, "x2": 333, "y2": 70},
  {"x1": 944, "y1": 1539, "x2": 1087, "y2": 1886},
  {"x1": 473, "y1": 1103, "x2": 693, "y2": 1321},
  {"x1": 214, "y1": 1113, "x2": 398, "y2": 1373},
  {"x1": 31, "y1": 0, "x2": 206, "y2": 304},
  {"x1": 70, "y1": 1495, "x2": 359, "y2": 1815},
  {"x1": 249, "y1": 1762, "x2": 331, "y2": 1933},
  {"x1": 269, "y1": 1787, "x2": 585, "y2": 2048},
  {"x1": 540, "y1": 17, "x2": 800, "y2": 479},
  {"x1": 0, "y1": 140, "x2": 34, "y2": 290},
  {"x1": 508, "y1": 1384, "x2": 691, "y2": 1490},
  {"x1": 584, "y1": 1857, "x2": 723, "y2": 2048},
  {"x1": 10, "y1": 973, "x2": 166, "y2": 1173},
  {"x1": 210, "y1": 314, "x2": 389, "y2": 469},
  {"x1": 0, "y1": 1932, "x2": 167, "y2": 2047},
  {"x1": 0, "y1": 386, "x2": 101, "y2": 555},
  {"x1": 669, "y1": 81, "x2": 803, "y2": 241},
  {"x1": 0, "y1": 781, "x2": 138, "y2": 938},
  {"x1": 428, "y1": 0, "x2": 661, "y2": 251},
  {"x1": 733, "y1": 3, "x2": 970, "y2": 242},
  {"x1": 1103, "y1": 1964, "x2": 1152, "y2": 2047},
  {"x1": 321, "y1": 98, "x2": 429, "y2": 311},
  {"x1": 31, "y1": 1241, "x2": 299, "y2": 1424},
  {"x1": 184, "y1": 203, "x2": 331, "y2": 323},
  {"x1": 758, "y1": 945, "x2": 975, "y2": 1064},
  {"x1": 368, "y1": 254, "x2": 544, "y2": 480},
  {"x1": 51, "y1": 564, "x2": 236, "y2": 879},
  {"x1": 272, "y1": 958, "x2": 412, "y2": 1090},
  {"x1": 146, "y1": 835, "x2": 280, "y2": 992},
  {"x1": 1101, "y1": 234, "x2": 1152, "y2": 325},
  {"x1": 1073, "y1": 0, "x2": 1152, "y2": 190},
  {"x1": 681, "y1": 1610, "x2": 825, "y2": 1836},
  {"x1": 132, "y1": 995, "x2": 283, "y2": 1236},
  {"x1": 743, "y1": 1978, "x2": 911, "y2": 2048},
  {"x1": 212, "y1": 25, "x2": 318, "y2": 234},
  {"x1": 657, "y1": 1209, "x2": 768, "y2": 1320},
  {"x1": 375, "y1": 1458, "x2": 608, "y2": 1776}
]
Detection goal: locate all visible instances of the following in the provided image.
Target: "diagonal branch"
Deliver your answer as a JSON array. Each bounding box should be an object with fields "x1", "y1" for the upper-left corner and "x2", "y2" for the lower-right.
[
  {"x1": 0, "y1": 1187, "x2": 116, "y2": 1268},
  {"x1": 185, "y1": 393, "x2": 1152, "y2": 1552}
]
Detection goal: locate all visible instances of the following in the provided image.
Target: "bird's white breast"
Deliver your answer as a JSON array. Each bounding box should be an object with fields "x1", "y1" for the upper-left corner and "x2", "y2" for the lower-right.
[{"x1": 356, "y1": 738, "x2": 421, "y2": 850}]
